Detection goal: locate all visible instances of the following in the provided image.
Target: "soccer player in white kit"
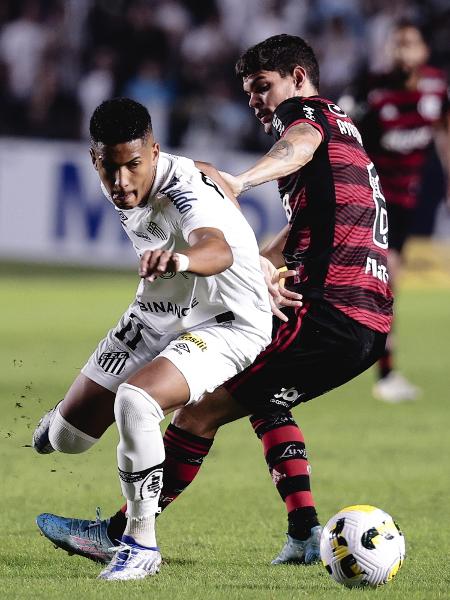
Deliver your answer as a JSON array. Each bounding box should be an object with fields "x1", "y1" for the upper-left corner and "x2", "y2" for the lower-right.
[{"x1": 41, "y1": 98, "x2": 273, "y2": 580}]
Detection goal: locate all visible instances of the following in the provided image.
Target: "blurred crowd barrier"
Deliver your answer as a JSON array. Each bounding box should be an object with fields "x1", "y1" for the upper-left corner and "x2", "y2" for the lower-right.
[{"x1": 0, "y1": 138, "x2": 285, "y2": 267}]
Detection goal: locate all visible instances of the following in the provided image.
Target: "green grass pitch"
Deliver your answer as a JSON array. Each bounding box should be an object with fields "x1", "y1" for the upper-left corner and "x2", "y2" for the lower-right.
[{"x1": 0, "y1": 263, "x2": 449, "y2": 599}]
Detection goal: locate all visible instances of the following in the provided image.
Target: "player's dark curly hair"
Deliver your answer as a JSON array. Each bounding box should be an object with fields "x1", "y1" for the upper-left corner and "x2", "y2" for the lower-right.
[
  {"x1": 90, "y1": 98, "x2": 152, "y2": 146},
  {"x1": 235, "y1": 34, "x2": 320, "y2": 91}
]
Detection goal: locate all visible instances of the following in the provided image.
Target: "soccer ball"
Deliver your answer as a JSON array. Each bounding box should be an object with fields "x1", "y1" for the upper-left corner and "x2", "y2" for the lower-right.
[{"x1": 320, "y1": 505, "x2": 405, "y2": 588}]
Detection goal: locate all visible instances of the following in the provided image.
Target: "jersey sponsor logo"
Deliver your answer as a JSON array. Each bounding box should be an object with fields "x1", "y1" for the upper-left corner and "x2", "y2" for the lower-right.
[
  {"x1": 327, "y1": 103, "x2": 348, "y2": 117},
  {"x1": 336, "y1": 119, "x2": 363, "y2": 145},
  {"x1": 98, "y1": 351, "x2": 129, "y2": 375},
  {"x1": 365, "y1": 256, "x2": 389, "y2": 283},
  {"x1": 147, "y1": 221, "x2": 167, "y2": 240},
  {"x1": 280, "y1": 443, "x2": 307, "y2": 460},
  {"x1": 269, "y1": 386, "x2": 302, "y2": 408},
  {"x1": 178, "y1": 332, "x2": 207, "y2": 352},
  {"x1": 138, "y1": 297, "x2": 199, "y2": 318},
  {"x1": 381, "y1": 126, "x2": 432, "y2": 153},
  {"x1": 160, "y1": 174, "x2": 197, "y2": 214},
  {"x1": 303, "y1": 105, "x2": 316, "y2": 121},
  {"x1": 272, "y1": 114, "x2": 285, "y2": 136}
]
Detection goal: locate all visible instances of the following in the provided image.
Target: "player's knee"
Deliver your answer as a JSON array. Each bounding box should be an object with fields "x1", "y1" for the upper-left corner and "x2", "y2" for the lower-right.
[
  {"x1": 114, "y1": 383, "x2": 164, "y2": 436},
  {"x1": 48, "y1": 407, "x2": 98, "y2": 454},
  {"x1": 171, "y1": 405, "x2": 218, "y2": 438}
]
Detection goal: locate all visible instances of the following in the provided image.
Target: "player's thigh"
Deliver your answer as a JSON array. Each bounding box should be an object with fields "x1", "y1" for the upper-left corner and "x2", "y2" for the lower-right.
[
  {"x1": 73, "y1": 307, "x2": 160, "y2": 434},
  {"x1": 227, "y1": 304, "x2": 385, "y2": 414},
  {"x1": 171, "y1": 386, "x2": 250, "y2": 438},
  {"x1": 129, "y1": 323, "x2": 264, "y2": 414},
  {"x1": 60, "y1": 373, "x2": 116, "y2": 438}
]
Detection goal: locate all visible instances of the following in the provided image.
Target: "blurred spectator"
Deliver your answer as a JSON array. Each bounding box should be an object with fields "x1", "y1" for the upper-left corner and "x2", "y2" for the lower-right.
[
  {"x1": 123, "y1": 59, "x2": 175, "y2": 145},
  {"x1": 78, "y1": 47, "x2": 116, "y2": 138},
  {"x1": 0, "y1": 0, "x2": 448, "y2": 149},
  {"x1": 317, "y1": 15, "x2": 361, "y2": 100},
  {"x1": 0, "y1": 0, "x2": 48, "y2": 100}
]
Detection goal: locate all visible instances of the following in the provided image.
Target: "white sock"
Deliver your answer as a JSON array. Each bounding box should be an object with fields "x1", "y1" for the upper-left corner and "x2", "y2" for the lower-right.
[{"x1": 114, "y1": 383, "x2": 165, "y2": 547}]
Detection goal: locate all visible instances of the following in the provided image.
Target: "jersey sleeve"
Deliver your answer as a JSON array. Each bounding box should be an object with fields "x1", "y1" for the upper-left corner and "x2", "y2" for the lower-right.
[
  {"x1": 167, "y1": 171, "x2": 237, "y2": 243},
  {"x1": 271, "y1": 98, "x2": 331, "y2": 142}
]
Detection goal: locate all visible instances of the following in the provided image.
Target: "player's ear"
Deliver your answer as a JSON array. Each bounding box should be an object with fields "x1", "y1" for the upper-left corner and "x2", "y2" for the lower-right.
[
  {"x1": 152, "y1": 142, "x2": 160, "y2": 162},
  {"x1": 292, "y1": 66, "x2": 307, "y2": 89},
  {"x1": 90, "y1": 147, "x2": 98, "y2": 170}
]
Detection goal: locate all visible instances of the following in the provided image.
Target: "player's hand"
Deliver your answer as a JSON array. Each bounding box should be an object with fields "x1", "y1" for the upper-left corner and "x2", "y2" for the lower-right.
[
  {"x1": 218, "y1": 171, "x2": 244, "y2": 197},
  {"x1": 139, "y1": 250, "x2": 180, "y2": 282},
  {"x1": 259, "y1": 256, "x2": 302, "y2": 322}
]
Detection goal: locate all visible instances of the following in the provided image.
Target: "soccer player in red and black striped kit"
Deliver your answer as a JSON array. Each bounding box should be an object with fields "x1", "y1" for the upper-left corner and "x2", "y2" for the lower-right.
[
  {"x1": 344, "y1": 21, "x2": 450, "y2": 402},
  {"x1": 35, "y1": 35, "x2": 393, "y2": 566}
]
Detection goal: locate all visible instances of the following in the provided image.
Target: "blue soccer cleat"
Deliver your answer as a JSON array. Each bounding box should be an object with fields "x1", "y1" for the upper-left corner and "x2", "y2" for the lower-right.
[
  {"x1": 32, "y1": 405, "x2": 59, "y2": 454},
  {"x1": 271, "y1": 525, "x2": 322, "y2": 565},
  {"x1": 36, "y1": 508, "x2": 116, "y2": 564},
  {"x1": 98, "y1": 535, "x2": 162, "y2": 580}
]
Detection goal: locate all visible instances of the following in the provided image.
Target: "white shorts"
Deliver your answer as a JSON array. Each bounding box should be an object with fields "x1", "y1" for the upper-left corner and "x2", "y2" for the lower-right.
[{"x1": 82, "y1": 301, "x2": 270, "y2": 403}]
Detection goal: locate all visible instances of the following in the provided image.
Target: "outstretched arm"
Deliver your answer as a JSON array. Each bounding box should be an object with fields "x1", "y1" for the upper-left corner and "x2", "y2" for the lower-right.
[
  {"x1": 139, "y1": 227, "x2": 233, "y2": 282},
  {"x1": 220, "y1": 123, "x2": 322, "y2": 197}
]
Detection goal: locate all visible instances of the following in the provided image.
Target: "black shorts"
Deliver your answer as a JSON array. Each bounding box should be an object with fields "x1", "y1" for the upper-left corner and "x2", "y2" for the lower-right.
[
  {"x1": 224, "y1": 301, "x2": 387, "y2": 415},
  {"x1": 387, "y1": 203, "x2": 415, "y2": 253}
]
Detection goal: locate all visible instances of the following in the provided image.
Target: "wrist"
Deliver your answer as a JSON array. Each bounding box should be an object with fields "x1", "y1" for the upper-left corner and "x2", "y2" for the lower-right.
[{"x1": 174, "y1": 252, "x2": 190, "y2": 272}]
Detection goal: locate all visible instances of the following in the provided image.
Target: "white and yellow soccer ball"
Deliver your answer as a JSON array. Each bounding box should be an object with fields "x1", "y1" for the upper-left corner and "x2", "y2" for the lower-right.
[{"x1": 320, "y1": 505, "x2": 405, "y2": 588}]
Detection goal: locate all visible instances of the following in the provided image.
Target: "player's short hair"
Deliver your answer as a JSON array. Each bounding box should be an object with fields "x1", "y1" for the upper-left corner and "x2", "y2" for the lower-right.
[
  {"x1": 90, "y1": 98, "x2": 153, "y2": 146},
  {"x1": 235, "y1": 34, "x2": 320, "y2": 91}
]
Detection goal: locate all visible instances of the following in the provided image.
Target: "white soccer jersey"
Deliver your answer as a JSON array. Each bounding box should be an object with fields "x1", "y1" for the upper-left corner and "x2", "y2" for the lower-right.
[{"x1": 101, "y1": 152, "x2": 272, "y2": 338}]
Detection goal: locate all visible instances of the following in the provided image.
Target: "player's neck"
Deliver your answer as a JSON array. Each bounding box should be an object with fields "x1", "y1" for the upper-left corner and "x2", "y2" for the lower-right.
[{"x1": 297, "y1": 81, "x2": 318, "y2": 98}]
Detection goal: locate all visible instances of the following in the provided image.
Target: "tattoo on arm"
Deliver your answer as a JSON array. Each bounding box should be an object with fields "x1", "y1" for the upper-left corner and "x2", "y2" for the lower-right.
[
  {"x1": 241, "y1": 181, "x2": 252, "y2": 193},
  {"x1": 267, "y1": 140, "x2": 294, "y2": 160}
]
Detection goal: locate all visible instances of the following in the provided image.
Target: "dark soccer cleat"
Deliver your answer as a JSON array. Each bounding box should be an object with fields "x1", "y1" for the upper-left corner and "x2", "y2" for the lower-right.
[
  {"x1": 36, "y1": 508, "x2": 116, "y2": 564},
  {"x1": 271, "y1": 525, "x2": 322, "y2": 565},
  {"x1": 32, "y1": 405, "x2": 59, "y2": 454}
]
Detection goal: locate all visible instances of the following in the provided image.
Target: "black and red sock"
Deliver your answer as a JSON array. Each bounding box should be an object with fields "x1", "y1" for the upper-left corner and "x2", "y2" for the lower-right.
[
  {"x1": 107, "y1": 423, "x2": 214, "y2": 541},
  {"x1": 250, "y1": 412, "x2": 319, "y2": 540},
  {"x1": 159, "y1": 422, "x2": 214, "y2": 510}
]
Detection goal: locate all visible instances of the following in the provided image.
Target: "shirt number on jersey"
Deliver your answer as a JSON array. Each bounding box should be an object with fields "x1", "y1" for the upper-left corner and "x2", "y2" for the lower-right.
[
  {"x1": 115, "y1": 313, "x2": 144, "y2": 351},
  {"x1": 282, "y1": 193, "x2": 292, "y2": 221},
  {"x1": 367, "y1": 163, "x2": 388, "y2": 249}
]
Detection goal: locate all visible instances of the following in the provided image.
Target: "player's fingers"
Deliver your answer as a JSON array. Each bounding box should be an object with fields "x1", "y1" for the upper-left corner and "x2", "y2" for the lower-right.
[
  {"x1": 278, "y1": 297, "x2": 303, "y2": 308},
  {"x1": 279, "y1": 287, "x2": 302, "y2": 300},
  {"x1": 278, "y1": 269, "x2": 297, "y2": 280},
  {"x1": 139, "y1": 251, "x2": 152, "y2": 277},
  {"x1": 155, "y1": 251, "x2": 172, "y2": 273},
  {"x1": 147, "y1": 249, "x2": 163, "y2": 273},
  {"x1": 270, "y1": 299, "x2": 288, "y2": 322}
]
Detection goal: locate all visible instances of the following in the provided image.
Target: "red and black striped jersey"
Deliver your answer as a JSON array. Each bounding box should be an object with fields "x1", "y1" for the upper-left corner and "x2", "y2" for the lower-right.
[
  {"x1": 271, "y1": 95, "x2": 393, "y2": 334},
  {"x1": 358, "y1": 66, "x2": 449, "y2": 209}
]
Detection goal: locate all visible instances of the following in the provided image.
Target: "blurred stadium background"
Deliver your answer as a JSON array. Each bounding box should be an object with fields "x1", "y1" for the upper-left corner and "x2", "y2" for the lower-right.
[
  {"x1": 0, "y1": 0, "x2": 450, "y2": 266},
  {"x1": 1, "y1": 2, "x2": 450, "y2": 598}
]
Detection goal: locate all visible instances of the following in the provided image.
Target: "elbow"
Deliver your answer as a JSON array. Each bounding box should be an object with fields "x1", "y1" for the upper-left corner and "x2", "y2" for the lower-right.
[{"x1": 223, "y1": 244, "x2": 234, "y2": 271}]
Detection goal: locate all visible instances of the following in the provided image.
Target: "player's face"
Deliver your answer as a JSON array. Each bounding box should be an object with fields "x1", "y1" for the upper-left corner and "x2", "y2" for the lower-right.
[
  {"x1": 243, "y1": 70, "x2": 299, "y2": 133},
  {"x1": 392, "y1": 27, "x2": 429, "y2": 72},
  {"x1": 91, "y1": 136, "x2": 159, "y2": 209}
]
